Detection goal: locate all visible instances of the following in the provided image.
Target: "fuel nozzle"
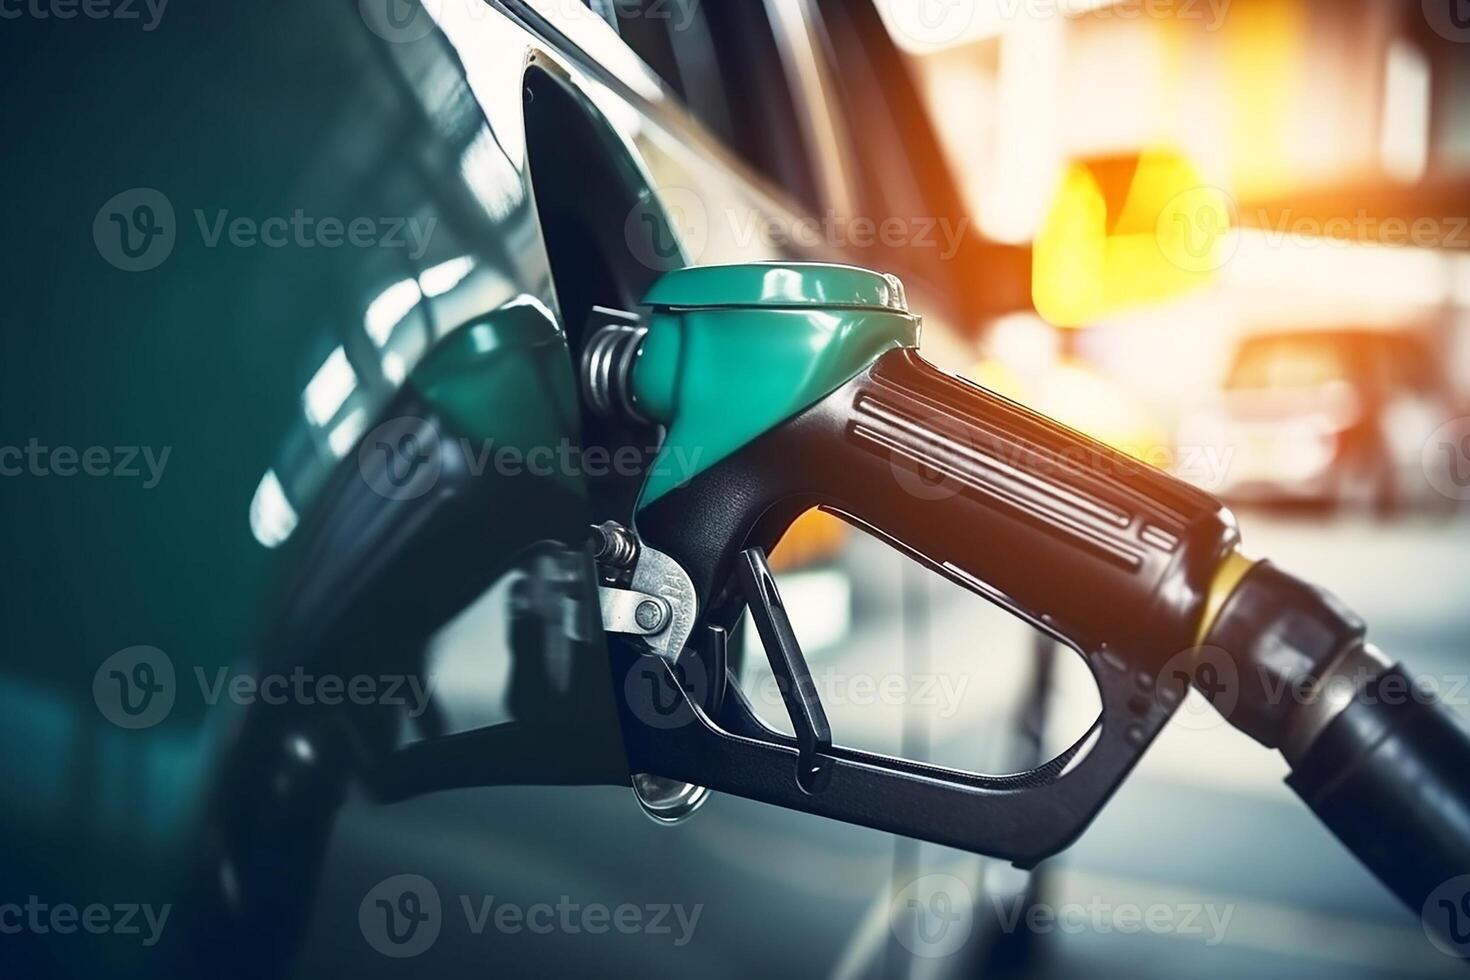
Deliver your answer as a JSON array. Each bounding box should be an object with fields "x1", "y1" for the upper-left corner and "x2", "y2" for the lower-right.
[
  {"x1": 594, "y1": 263, "x2": 1246, "y2": 865},
  {"x1": 585, "y1": 261, "x2": 1470, "y2": 916}
]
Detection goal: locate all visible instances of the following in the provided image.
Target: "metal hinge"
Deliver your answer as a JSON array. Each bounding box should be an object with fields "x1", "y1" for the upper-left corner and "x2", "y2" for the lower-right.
[{"x1": 591, "y1": 521, "x2": 697, "y2": 662}]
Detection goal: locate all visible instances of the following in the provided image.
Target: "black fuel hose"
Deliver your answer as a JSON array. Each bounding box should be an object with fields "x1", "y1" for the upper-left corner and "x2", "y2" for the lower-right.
[{"x1": 1201, "y1": 562, "x2": 1470, "y2": 948}]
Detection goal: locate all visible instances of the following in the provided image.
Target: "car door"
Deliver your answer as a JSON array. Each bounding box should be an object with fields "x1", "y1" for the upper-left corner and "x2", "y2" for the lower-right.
[{"x1": 0, "y1": 3, "x2": 626, "y2": 976}]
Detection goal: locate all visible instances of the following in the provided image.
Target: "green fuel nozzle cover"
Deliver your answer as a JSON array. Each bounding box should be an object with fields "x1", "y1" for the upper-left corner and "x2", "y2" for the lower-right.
[{"x1": 632, "y1": 263, "x2": 921, "y2": 507}]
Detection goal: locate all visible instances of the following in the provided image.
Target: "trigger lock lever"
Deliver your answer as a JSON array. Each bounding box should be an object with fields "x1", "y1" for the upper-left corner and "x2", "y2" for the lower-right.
[{"x1": 735, "y1": 548, "x2": 834, "y2": 795}]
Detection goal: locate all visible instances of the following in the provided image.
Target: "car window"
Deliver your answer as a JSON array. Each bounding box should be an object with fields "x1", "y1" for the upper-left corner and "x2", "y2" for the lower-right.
[
  {"x1": 609, "y1": 0, "x2": 820, "y2": 210},
  {"x1": 808, "y1": 1, "x2": 925, "y2": 228},
  {"x1": 809, "y1": 0, "x2": 975, "y2": 285}
]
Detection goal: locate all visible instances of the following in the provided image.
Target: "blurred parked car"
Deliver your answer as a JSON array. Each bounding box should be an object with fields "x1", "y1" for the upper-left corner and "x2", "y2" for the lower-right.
[{"x1": 1178, "y1": 327, "x2": 1456, "y2": 513}]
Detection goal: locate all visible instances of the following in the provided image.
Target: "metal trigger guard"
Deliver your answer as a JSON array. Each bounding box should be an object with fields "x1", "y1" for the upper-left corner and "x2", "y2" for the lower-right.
[{"x1": 616, "y1": 548, "x2": 1186, "y2": 869}]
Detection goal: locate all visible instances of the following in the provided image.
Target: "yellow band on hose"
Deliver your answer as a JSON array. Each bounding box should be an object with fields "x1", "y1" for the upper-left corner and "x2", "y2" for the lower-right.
[{"x1": 1195, "y1": 549, "x2": 1260, "y2": 648}]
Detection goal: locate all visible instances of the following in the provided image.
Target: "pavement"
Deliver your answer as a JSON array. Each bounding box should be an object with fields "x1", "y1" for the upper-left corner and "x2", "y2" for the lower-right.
[
  {"x1": 293, "y1": 509, "x2": 1469, "y2": 979},
  {"x1": 1001, "y1": 510, "x2": 1470, "y2": 979}
]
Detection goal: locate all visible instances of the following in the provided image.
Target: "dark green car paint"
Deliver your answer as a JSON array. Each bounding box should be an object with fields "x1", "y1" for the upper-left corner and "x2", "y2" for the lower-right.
[
  {"x1": 414, "y1": 298, "x2": 586, "y2": 502},
  {"x1": 1, "y1": 6, "x2": 605, "y2": 973}
]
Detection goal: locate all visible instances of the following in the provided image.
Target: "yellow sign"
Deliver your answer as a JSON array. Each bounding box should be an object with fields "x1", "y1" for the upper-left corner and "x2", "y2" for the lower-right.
[{"x1": 1032, "y1": 150, "x2": 1233, "y2": 328}]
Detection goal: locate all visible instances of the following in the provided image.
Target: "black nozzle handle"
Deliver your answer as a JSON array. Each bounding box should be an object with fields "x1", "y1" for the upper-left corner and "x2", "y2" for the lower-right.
[
  {"x1": 643, "y1": 347, "x2": 1240, "y2": 674},
  {"x1": 634, "y1": 347, "x2": 1246, "y2": 861},
  {"x1": 1287, "y1": 657, "x2": 1470, "y2": 935}
]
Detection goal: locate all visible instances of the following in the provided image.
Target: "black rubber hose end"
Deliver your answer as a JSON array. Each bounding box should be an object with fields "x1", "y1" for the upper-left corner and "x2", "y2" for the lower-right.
[{"x1": 1287, "y1": 666, "x2": 1470, "y2": 939}]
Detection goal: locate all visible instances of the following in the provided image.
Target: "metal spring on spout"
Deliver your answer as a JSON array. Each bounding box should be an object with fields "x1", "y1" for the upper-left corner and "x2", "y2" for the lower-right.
[
  {"x1": 581, "y1": 321, "x2": 650, "y2": 423},
  {"x1": 590, "y1": 520, "x2": 640, "y2": 573}
]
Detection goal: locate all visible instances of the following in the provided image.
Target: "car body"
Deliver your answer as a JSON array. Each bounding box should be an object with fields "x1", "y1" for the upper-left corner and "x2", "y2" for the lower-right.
[
  {"x1": 1178, "y1": 328, "x2": 1456, "y2": 512},
  {"x1": 0, "y1": 2, "x2": 1046, "y2": 977}
]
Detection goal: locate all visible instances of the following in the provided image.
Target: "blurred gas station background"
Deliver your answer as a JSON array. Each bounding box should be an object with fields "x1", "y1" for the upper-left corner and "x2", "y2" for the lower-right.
[
  {"x1": 892, "y1": 0, "x2": 1470, "y2": 506},
  {"x1": 2, "y1": 3, "x2": 1465, "y2": 977},
  {"x1": 759, "y1": 1, "x2": 1470, "y2": 976}
]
